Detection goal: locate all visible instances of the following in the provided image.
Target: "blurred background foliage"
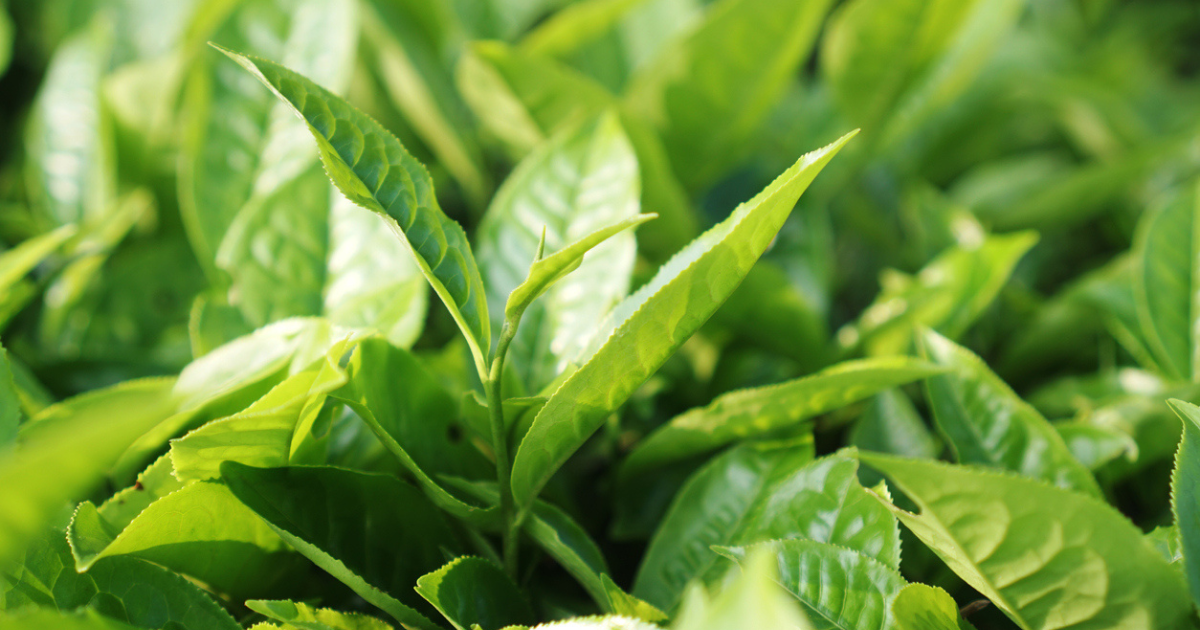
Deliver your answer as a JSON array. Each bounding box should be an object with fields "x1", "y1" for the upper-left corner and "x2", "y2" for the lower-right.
[{"x1": 2, "y1": 0, "x2": 1200, "y2": 623}]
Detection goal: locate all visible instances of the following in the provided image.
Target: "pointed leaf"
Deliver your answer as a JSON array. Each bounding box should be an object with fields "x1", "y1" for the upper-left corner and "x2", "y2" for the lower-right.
[
  {"x1": 68, "y1": 481, "x2": 295, "y2": 596},
  {"x1": 181, "y1": 0, "x2": 358, "y2": 271},
  {"x1": 717, "y1": 539, "x2": 906, "y2": 630},
  {"x1": 247, "y1": 600, "x2": 394, "y2": 630},
  {"x1": 215, "y1": 45, "x2": 492, "y2": 370},
  {"x1": 620, "y1": 356, "x2": 943, "y2": 479},
  {"x1": 920, "y1": 329, "x2": 1100, "y2": 496},
  {"x1": 860, "y1": 452, "x2": 1192, "y2": 630},
  {"x1": 416, "y1": 557, "x2": 535, "y2": 630},
  {"x1": 476, "y1": 112, "x2": 644, "y2": 392},
  {"x1": 1168, "y1": 399, "x2": 1200, "y2": 609},
  {"x1": 511, "y1": 131, "x2": 855, "y2": 510},
  {"x1": 221, "y1": 463, "x2": 463, "y2": 629}
]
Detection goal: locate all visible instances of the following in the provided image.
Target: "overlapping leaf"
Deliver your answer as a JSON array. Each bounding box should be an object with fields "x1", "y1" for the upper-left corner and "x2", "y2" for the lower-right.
[{"x1": 510, "y1": 131, "x2": 854, "y2": 510}]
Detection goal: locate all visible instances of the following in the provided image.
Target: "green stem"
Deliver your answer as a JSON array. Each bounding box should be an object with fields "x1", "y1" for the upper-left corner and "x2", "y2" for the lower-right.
[{"x1": 487, "y1": 321, "x2": 519, "y2": 576}]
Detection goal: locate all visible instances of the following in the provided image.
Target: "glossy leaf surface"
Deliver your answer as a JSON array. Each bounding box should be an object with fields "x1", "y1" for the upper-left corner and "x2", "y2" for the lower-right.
[
  {"x1": 216, "y1": 46, "x2": 492, "y2": 370},
  {"x1": 416, "y1": 557, "x2": 535, "y2": 630},
  {"x1": 511, "y1": 131, "x2": 854, "y2": 509}
]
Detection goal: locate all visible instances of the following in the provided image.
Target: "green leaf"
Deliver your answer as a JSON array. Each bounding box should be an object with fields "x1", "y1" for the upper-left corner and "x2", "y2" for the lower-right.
[
  {"x1": 860, "y1": 452, "x2": 1193, "y2": 630},
  {"x1": 521, "y1": 0, "x2": 651, "y2": 58},
  {"x1": 67, "y1": 481, "x2": 295, "y2": 596},
  {"x1": 1168, "y1": 399, "x2": 1200, "y2": 609},
  {"x1": 181, "y1": 0, "x2": 358, "y2": 272},
  {"x1": 716, "y1": 539, "x2": 907, "y2": 630},
  {"x1": 455, "y1": 43, "x2": 697, "y2": 258},
  {"x1": 0, "y1": 343, "x2": 19, "y2": 446},
  {"x1": 476, "y1": 112, "x2": 645, "y2": 392},
  {"x1": 920, "y1": 328, "x2": 1101, "y2": 496},
  {"x1": 26, "y1": 22, "x2": 115, "y2": 228},
  {"x1": 891, "y1": 584, "x2": 975, "y2": 630},
  {"x1": 0, "y1": 2, "x2": 11, "y2": 77},
  {"x1": 1147, "y1": 526, "x2": 1185, "y2": 569},
  {"x1": 620, "y1": 356, "x2": 943, "y2": 479},
  {"x1": 222, "y1": 463, "x2": 464, "y2": 629},
  {"x1": 0, "y1": 224, "x2": 76, "y2": 294},
  {"x1": 1, "y1": 529, "x2": 240, "y2": 630},
  {"x1": 361, "y1": 0, "x2": 490, "y2": 208},
  {"x1": 416, "y1": 557, "x2": 535, "y2": 630},
  {"x1": 1133, "y1": 181, "x2": 1200, "y2": 382},
  {"x1": 170, "y1": 334, "x2": 357, "y2": 481},
  {"x1": 851, "y1": 389, "x2": 940, "y2": 461},
  {"x1": 634, "y1": 441, "x2": 900, "y2": 611},
  {"x1": 330, "y1": 338, "x2": 496, "y2": 526},
  {"x1": 601, "y1": 575, "x2": 668, "y2": 623},
  {"x1": 525, "y1": 618, "x2": 657, "y2": 630},
  {"x1": 706, "y1": 261, "x2": 827, "y2": 370},
  {"x1": 1054, "y1": 423, "x2": 1137, "y2": 472},
  {"x1": 623, "y1": 0, "x2": 834, "y2": 189},
  {"x1": 80, "y1": 453, "x2": 183, "y2": 535},
  {"x1": 247, "y1": 600, "x2": 395, "y2": 630},
  {"x1": 0, "y1": 378, "x2": 177, "y2": 566},
  {"x1": 217, "y1": 45, "x2": 493, "y2": 372},
  {"x1": 839, "y1": 231, "x2": 1037, "y2": 356},
  {"x1": 0, "y1": 609, "x2": 140, "y2": 630},
  {"x1": 669, "y1": 546, "x2": 814, "y2": 630},
  {"x1": 511, "y1": 131, "x2": 855, "y2": 510},
  {"x1": 457, "y1": 41, "x2": 613, "y2": 158},
  {"x1": 821, "y1": 0, "x2": 1019, "y2": 146}
]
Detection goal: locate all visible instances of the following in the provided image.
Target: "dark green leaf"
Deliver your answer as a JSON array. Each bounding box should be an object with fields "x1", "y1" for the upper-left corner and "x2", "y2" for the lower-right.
[
  {"x1": 1168, "y1": 399, "x2": 1200, "y2": 610},
  {"x1": 215, "y1": 45, "x2": 493, "y2": 371},
  {"x1": 222, "y1": 463, "x2": 464, "y2": 629},
  {"x1": 416, "y1": 557, "x2": 534, "y2": 630},
  {"x1": 920, "y1": 328, "x2": 1101, "y2": 496}
]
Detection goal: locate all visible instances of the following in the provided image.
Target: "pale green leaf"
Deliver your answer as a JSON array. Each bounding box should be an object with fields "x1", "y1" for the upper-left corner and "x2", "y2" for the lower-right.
[
  {"x1": 511, "y1": 131, "x2": 855, "y2": 510},
  {"x1": 0, "y1": 378, "x2": 177, "y2": 566},
  {"x1": 477, "y1": 112, "x2": 643, "y2": 393},
  {"x1": 521, "y1": 0, "x2": 651, "y2": 58},
  {"x1": 416, "y1": 557, "x2": 535, "y2": 630},
  {"x1": 26, "y1": 22, "x2": 114, "y2": 228},
  {"x1": 181, "y1": 0, "x2": 358, "y2": 272},
  {"x1": 222, "y1": 463, "x2": 464, "y2": 629},
  {"x1": 624, "y1": 0, "x2": 834, "y2": 189},
  {"x1": 0, "y1": 609, "x2": 140, "y2": 630},
  {"x1": 247, "y1": 599, "x2": 394, "y2": 630},
  {"x1": 891, "y1": 584, "x2": 975, "y2": 630},
  {"x1": 170, "y1": 335, "x2": 357, "y2": 481},
  {"x1": 216, "y1": 45, "x2": 492, "y2": 371},
  {"x1": 620, "y1": 356, "x2": 943, "y2": 479},
  {"x1": 0, "y1": 224, "x2": 76, "y2": 294},
  {"x1": 1054, "y1": 423, "x2": 1137, "y2": 472},
  {"x1": 67, "y1": 481, "x2": 295, "y2": 596},
  {"x1": 717, "y1": 539, "x2": 906, "y2": 630},
  {"x1": 860, "y1": 452, "x2": 1193, "y2": 630},
  {"x1": 669, "y1": 547, "x2": 814, "y2": 630}
]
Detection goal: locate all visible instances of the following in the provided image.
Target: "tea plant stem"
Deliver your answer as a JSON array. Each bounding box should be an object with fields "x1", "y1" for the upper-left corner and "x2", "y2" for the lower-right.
[{"x1": 487, "y1": 321, "x2": 519, "y2": 577}]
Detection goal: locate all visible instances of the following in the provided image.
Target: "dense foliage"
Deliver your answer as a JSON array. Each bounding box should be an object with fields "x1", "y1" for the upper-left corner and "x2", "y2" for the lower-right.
[{"x1": 2, "y1": 0, "x2": 1200, "y2": 629}]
